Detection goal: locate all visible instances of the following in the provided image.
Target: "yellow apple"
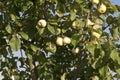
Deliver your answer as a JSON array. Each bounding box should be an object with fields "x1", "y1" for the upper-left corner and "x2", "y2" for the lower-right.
[
  {"x1": 61, "y1": 73, "x2": 66, "y2": 80},
  {"x1": 72, "y1": 47, "x2": 80, "y2": 54},
  {"x1": 37, "y1": 19, "x2": 47, "y2": 27},
  {"x1": 63, "y1": 36, "x2": 71, "y2": 45},
  {"x1": 92, "y1": 31, "x2": 101, "y2": 39},
  {"x1": 87, "y1": 19, "x2": 94, "y2": 26},
  {"x1": 11, "y1": 75, "x2": 15, "y2": 80},
  {"x1": 56, "y1": 37, "x2": 63, "y2": 46},
  {"x1": 98, "y1": 4, "x2": 107, "y2": 13},
  {"x1": 92, "y1": 0, "x2": 99, "y2": 4},
  {"x1": 92, "y1": 76, "x2": 99, "y2": 80},
  {"x1": 72, "y1": 21, "x2": 77, "y2": 29}
]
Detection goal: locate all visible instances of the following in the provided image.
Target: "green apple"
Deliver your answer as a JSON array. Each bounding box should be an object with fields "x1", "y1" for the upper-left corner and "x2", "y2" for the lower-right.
[
  {"x1": 92, "y1": 0, "x2": 99, "y2": 4},
  {"x1": 63, "y1": 36, "x2": 71, "y2": 45},
  {"x1": 98, "y1": 3, "x2": 107, "y2": 13},
  {"x1": 56, "y1": 37, "x2": 63, "y2": 46},
  {"x1": 37, "y1": 19, "x2": 47, "y2": 27}
]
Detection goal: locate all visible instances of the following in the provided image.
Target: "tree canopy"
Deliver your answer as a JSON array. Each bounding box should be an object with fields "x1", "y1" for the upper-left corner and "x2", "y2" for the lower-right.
[{"x1": 0, "y1": 0, "x2": 120, "y2": 80}]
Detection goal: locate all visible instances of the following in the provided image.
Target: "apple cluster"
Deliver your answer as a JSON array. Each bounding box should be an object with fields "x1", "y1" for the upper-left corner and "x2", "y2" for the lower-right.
[{"x1": 56, "y1": 36, "x2": 71, "y2": 46}]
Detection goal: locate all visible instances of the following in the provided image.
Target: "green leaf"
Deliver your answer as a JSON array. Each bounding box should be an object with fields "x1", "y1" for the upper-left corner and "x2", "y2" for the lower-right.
[
  {"x1": 19, "y1": 32, "x2": 29, "y2": 40},
  {"x1": 75, "y1": 0, "x2": 84, "y2": 4},
  {"x1": 109, "y1": 3, "x2": 118, "y2": 12},
  {"x1": 37, "y1": 27, "x2": 45, "y2": 35},
  {"x1": 62, "y1": 27, "x2": 67, "y2": 33},
  {"x1": 10, "y1": 14, "x2": 16, "y2": 21},
  {"x1": 111, "y1": 27, "x2": 119, "y2": 40},
  {"x1": 15, "y1": 21, "x2": 22, "y2": 27},
  {"x1": 71, "y1": 34, "x2": 82, "y2": 47},
  {"x1": 14, "y1": 75, "x2": 20, "y2": 80},
  {"x1": 116, "y1": 68, "x2": 120, "y2": 78},
  {"x1": 30, "y1": 44, "x2": 38, "y2": 52},
  {"x1": 86, "y1": 43, "x2": 95, "y2": 56},
  {"x1": 99, "y1": 66, "x2": 112, "y2": 79},
  {"x1": 46, "y1": 42, "x2": 56, "y2": 53},
  {"x1": 91, "y1": 57, "x2": 101, "y2": 69},
  {"x1": 27, "y1": 53, "x2": 33, "y2": 59},
  {"x1": 9, "y1": 35, "x2": 21, "y2": 51},
  {"x1": 110, "y1": 49, "x2": 120, "y2": 65},
  {"x1": 47, "y1": 25, "x2": 56, "y2": 35},
  {"x1": 70, "y1": 9, "x2": 76, "y2": 21},
  {"x1": 5, "y1": 24, "x2": 12, "y2": 34},
  {"x1": 74, "y1": 19, "x2": 85, "y2": 28}
]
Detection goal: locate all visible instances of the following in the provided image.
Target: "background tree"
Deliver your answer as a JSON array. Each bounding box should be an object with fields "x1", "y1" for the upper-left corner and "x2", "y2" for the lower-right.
[{"x1": 0, "y1": 0, "x2": 120, "y2": 80}]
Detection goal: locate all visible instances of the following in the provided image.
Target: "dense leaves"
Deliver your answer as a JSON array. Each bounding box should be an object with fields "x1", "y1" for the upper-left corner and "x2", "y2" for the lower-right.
[{"x1": 0, "y1": 0, "x2": 120, "y2": 80}]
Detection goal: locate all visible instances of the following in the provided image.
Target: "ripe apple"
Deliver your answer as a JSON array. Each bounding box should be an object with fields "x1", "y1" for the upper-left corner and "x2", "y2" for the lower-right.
[
  {"x1": 92, "y1": 76, "x2": 99, "y2": 80},
  {"x1": 56, "y1": 37, "x2": 63, "y2": 46},
  {"x1": 92, "y1": 31, "x2": 101, "y2": 39},
  {"x1": 98, "y1": 4, "x2": 107, "y2": 13},
  {"x1": 72, "y1": 21, "x2": 77, "y2": 29},
  {"x1": 11, "y1": 75, "x2": 15, "y2": 80},
  {"x1": 72, "y1": 47, "x2": 80, "y2": 54},
  {"x1": 37, "y1": 19, "x2": 47, "y2": 27},
  {"x1": 63, "y1": 36, "x2": 71, "y2": 45},
  {"x1": 92, "y1": 0, "x2": 99, "y2": 5},
  {"x1": 61, "y1": 73, "x2": 66, "y2": 80},
  {"x1": 87, "y1": 19, "x2": 94, "y2": 26}
]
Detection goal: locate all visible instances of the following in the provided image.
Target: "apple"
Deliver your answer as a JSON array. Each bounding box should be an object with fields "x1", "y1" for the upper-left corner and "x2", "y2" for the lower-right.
[
  {"x1": 72, "y1": 21, "x2": 77, "y2": 29},
  {"x1": 72, "y1": 47, "x2": 80, "y2": 54},
  {"x1": 61, "y1": 73, "x2": 66, "y2": 80},
  {"x1": 37, "y1": 19, "x2": 47, "y2": 27},
  {"x1": 56, "y1": 37, "x2": 63, "y2": 46},
  {"x1": 11, "y1": 75, "x2": 15, "y2": 80},
  {"x1": 92, "y1": 0, "x2": 99, "y2": 5},
  {"x1": 92, "y1": 76, "x2": 99, "y2": 80},
  {"x1": 92, "y1": 31, "x2": 101, "y2": 39},
  {"x1": 87, "y1": 19, "x2": 94, "y2": 26},
  {"x1": 98, "y1": 4, "x2": 107, "y2": 13},
  {"x1": 63, "y1": 36, "x2": 71, "y2": 45}
]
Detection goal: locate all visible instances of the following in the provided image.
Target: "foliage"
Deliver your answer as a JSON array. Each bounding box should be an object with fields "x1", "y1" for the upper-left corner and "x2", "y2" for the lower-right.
[{"x1": 0, "y1": 0, "x2": 120, "y2": 80}]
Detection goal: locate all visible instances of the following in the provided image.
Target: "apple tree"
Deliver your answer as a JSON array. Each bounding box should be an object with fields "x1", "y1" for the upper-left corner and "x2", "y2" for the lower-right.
[{"x1": 0, "y1": 0, "x2": 120, "y2": 80}]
